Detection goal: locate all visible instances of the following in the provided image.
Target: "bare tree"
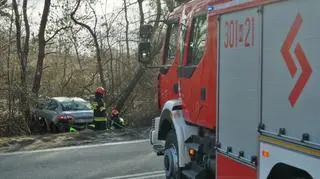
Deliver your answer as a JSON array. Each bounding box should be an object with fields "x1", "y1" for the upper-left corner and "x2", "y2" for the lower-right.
[
  {"x1": 0, "y1": 0, "x2": 168, "y2": 135},
  {"x1": 164, "y1": 0, "x2": 176, "y2": 12},
  {"x1": 138, "y1": 0, "x2": 144, "y2": 27},
  {"x1": 6, "y1": 8, "x2": 13, "y2": 125},
  {"x1": 12, "y1": 0, "x2": 31, "y2": 134},
  {"x1": 12, "y1": 0, "x2": 29, "y2": 89},
  {"x1": 60, "y1": 42, "x2": 74, "y2": 95},
  {"x1": 115, "y1": 0, "x2": 162, "y2": 111},
  {"x1": 32, "y1": 0, "x2": 51, "y2": 96},
  {"x1": 102, "y1": 21, "x2": 115, "y2": 100},
  {"x1": 123, "y1": 0, "x2": 130, "y2": 59},
  {"x1": 71, "y1": 0, "x2": 108, "y2": 102},
  {"x1": 70, "y1": 27, "x2": 82, "y2": 69},
  {"x1": 0, "y1": 0, "x2": 10, "y2": 17}
]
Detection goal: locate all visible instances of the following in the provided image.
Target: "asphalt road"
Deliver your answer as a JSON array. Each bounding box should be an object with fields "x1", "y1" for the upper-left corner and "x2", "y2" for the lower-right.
[{"x1": 0, "y1": 140, "x2": 165, "y2": 179}]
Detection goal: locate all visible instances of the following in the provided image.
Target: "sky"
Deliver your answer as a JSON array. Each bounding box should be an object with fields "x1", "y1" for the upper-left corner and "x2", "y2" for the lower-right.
[
  {"x1": 26, "y1": 0, "x2": 150, "y2": 29},
  {"x1": 2, "y1": 0, "x2": 157, "y2": 57},
  {"x1": 28, "y1": 0, "x2": 123, "y2": 21}
]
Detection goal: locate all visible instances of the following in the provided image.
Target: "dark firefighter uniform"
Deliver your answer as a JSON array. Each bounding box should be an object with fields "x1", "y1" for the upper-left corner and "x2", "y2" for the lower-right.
[
  {"x1": 91, "y1": 87, "x2": 107, "y2": 130},
  {"x1": 110, "y1": 107, "x2": 125, "y2": 129}
]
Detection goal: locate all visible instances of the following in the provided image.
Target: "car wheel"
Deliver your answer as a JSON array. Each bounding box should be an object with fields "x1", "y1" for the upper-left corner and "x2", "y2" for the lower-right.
[
  {"x1": 39, "y1": 118, "x2": 47, "y2": 133},
  {"x1": 50, "y1": 123, "x2": 58, "y2": 133}
]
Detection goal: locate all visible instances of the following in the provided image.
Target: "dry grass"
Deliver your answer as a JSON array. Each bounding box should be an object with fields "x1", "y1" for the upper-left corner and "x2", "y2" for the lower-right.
[{"x1": 0, "y1": 127, "x2": 150, "y2": 153}]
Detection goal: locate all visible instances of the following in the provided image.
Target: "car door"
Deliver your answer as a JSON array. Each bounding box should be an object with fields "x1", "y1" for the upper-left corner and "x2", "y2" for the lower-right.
[
  {"x1": 32, "y1": 99, "x2": 45, "y2": 119},
  {"x1": 43, "y1": 99, "x2": 59, "y2": 123},
  {"x1": 34, "y1": 99, "x2": 50, "y2": 119}
]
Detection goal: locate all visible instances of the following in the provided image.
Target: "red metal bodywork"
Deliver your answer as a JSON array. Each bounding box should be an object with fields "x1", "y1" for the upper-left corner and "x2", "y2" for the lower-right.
[
  {"x1": 217, "y1": 153, "x2": 257, "y2": 179},
  {"x1": 180, "y1": 14, "x2": 218, "y2": 129},
  {"x1": 158, "y1": 0, "x2": 226, "y2": 129},
  {"x1": 157, "y1": 0, "x2": 280, "y2": 178},
  {"x1": 158, "y1": 56, "x2": 179, "y2": 109}
]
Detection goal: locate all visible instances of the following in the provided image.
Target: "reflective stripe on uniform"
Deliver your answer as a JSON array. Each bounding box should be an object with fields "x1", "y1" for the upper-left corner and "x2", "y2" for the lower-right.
[
  {"x1": 91, "y1": 103, "x2": 98, "y2": 110},
  {"x1": 94, "y1": 117, "x2": 107, "y2": 122},
  {"x1": 69, "y1": 127, "x2": 77, "y2": 133}
]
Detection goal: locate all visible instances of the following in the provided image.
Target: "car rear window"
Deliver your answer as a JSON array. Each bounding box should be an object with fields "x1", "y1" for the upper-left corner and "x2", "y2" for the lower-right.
[{"x1": 60, "y1": 99, "x2": 91, "y2": 111}]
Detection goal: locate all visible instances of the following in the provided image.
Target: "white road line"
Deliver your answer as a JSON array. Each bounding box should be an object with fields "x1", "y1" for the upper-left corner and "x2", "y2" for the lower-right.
[
  {"x1": 130, "y1": 173, "x2": 165, "y2": 179},
  {"x1": 103, "y1": 171, "x2": 165, "y2": 179},
  {"x1": 0, "y1": 139, "x2": 148, "y2": 156}
]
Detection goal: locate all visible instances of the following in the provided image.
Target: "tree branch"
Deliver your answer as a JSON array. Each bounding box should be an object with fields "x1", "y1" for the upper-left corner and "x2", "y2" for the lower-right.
[
  {"x1": 123, "y1": 0, "x2": 130, "y2": 59},
  {"x1": 0, "y1": 0, "x2": 7, "y2": 7},
  {"x1": 153, "y1": 0, "x2": 161, "y2": 32},
  {"x1": 32, "y1": 0, "x2": 51, "y2": 96},
  {"x1": 80, "y1": 72, "x2": 98, "y2": 96},
  {"x1": 87, "y1": 0, "x2": 97, "y2": 33},
  {"x1": 71, "y1": 1, "x2": 95, "y2": 39},
  {"x1": 44, "y1": 51, "x2": 57, "y2": 56},
  {"x1": 0, "y1": 10, "x2": 11, "y2": 18},
  {"x1": 45, "y1": 26, "x2": 71, "y2": 43},
  {"x1": 138, "y1": 0, "x2": 144, "y2": 27},
  {"x1": 71, "y1": 0, "x2": 108, "y2": 104},
  {"x1": 22, "y1": 0, "x2": 30, "y2": 67},
  {"x1": 114, "y1": 0, "x2": 162, "y2": 111},
  {"x1": 42, "y1": 66, "x2": 50, "y2": 71},
  {"x1": 12, "y1": 0, "x2": 21, "y2": 59},
  {"x1": 62, "y1": 71, "x2": 74, "y2": 89}
]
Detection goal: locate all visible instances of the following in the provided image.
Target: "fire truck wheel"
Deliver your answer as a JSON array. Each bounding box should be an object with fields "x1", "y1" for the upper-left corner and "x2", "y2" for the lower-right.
[{"x1": 164, "y1": 130, "x2": 184, "y2": 179}]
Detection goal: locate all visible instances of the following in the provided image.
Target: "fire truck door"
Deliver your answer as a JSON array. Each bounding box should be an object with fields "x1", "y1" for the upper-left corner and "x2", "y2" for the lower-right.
[{"x1": 158, "y1": 21, "x2": 180, "y2": 108}]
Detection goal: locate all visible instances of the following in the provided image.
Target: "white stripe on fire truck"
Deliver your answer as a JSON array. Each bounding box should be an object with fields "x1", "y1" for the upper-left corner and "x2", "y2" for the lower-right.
[{"x1": 260, "y1": 135, "x2": 320, "y2": 157}]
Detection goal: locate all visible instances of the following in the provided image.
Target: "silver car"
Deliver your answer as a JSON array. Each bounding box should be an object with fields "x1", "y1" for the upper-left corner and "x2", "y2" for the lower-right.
[{"x1": 32, "y1": 97, "x2": 94, "y2": 133}]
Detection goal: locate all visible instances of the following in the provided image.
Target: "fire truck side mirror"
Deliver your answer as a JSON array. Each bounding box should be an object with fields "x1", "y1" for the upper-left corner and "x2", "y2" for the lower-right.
[
  {"x1": 139, "y1": 24, "x2": 153, "y2": 39},
  {"x1": 138, "y1": 42, "x2": 151, "y2": 64},
  {"x1": 138, "y1": 24, "x2": 153, "y2": 64}
]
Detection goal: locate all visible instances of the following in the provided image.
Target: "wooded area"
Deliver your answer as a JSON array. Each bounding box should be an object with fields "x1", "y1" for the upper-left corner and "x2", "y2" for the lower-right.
[{"x1": 0, "y1": 0, "x2": 184, "y2": 136}]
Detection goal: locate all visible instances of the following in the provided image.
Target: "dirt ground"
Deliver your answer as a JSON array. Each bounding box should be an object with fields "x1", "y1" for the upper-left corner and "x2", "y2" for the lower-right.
[{"x1": 0, "y1": 127, "x2": 150, "y2": 153}]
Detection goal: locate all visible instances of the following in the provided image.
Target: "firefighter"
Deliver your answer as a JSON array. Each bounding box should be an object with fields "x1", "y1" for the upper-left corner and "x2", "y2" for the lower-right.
[
  {"x1": 110, "y1": 106, "x2": 124, "y2": 129},
  {"x1": 91, "y1": 87, "x2": 107, "y2": 130}
]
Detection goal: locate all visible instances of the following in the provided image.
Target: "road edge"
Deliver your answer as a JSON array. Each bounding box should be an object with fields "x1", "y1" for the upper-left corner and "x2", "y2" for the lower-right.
[{"x1": 0, "y1": 139, "x2": 149, "y2": 156}]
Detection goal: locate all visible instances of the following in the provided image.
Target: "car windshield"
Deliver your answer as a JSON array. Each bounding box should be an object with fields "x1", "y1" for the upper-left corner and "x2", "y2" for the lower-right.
[{"x1": 60, "y1": 99, "x2": 91, "y2": 111}]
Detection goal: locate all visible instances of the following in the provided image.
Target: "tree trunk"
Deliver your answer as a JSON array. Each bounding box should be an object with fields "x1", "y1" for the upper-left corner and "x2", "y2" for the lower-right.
[
  {"x1": 164, "y1": 0, "x2": 175, "y2": 12},
  {"x1": 7, "y1": 12, "x2": 13, "y2": 121},
  {"x1": 71, "y1": 28, "x2": 82, "y2": 69},
  {"x1": 123, "y1": 0, "x2": 130, "y2": 59},
  {"x1": 115, "y1": 67, "x2": 145, "y2": 111},
  {"x1": 12, "y1": 0, "x2": 31, "y2": 134},
  {"x1": 114, "y1": 0, "x2": 162, "y2": 111},
  {"x1": 110, "y1": 58, "x2": 114, "y2": 99},
  {"x1": 32, "y1": 0, "x2": 51, "y2": 97},
  {"x1": 154, "y1": 0, "x2": 161, "y2": 29},
  {"x1": 105, "y1": 25, "x2": 114, "y2": 101},
  {"x1": 138, "y1": 0, "x2": 144, "y2": 28},
  {"x1": 21, "y1": 0, "x2": 29, "y2": 88},
  {"x1": 61, "y1": 45, "x2": 67, "y2": 95},
  {"x1": 0, "y1": 0, "x2": 10, "y2": 18}
]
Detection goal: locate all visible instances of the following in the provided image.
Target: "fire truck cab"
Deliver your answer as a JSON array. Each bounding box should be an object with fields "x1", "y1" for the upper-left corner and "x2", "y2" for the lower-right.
[{"x1": 139, "y1": 0, "x2": 320, "y2": 178}]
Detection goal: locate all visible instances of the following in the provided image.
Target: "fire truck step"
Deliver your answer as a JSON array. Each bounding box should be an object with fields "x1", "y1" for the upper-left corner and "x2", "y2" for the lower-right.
[
  {"x1": 182, "y1": 166, "x2": 207, "y2": 179},
  {"x1": 153, "y1": 144, "x2": 165, "y2": 155}
]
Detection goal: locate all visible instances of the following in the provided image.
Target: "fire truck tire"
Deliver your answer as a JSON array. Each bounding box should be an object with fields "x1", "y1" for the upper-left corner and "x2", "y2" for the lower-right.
[
  {"x1": 164, "y1": 130, "x2": 185, "y2": 179},
  {"x1": 267, "y1": 163, "x2": 312, "y2": 179}
]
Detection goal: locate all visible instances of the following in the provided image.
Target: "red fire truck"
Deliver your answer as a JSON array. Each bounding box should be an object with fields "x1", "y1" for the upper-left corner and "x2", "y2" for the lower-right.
[{"x1": 138, "y1": 0, "x2": 320, "y2": 178}]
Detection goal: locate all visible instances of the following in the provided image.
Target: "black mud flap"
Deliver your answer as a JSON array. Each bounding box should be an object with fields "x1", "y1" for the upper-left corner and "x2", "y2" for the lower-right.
[{"x1": 182, "y1": 164, "x2": 208, "y2": 179}]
